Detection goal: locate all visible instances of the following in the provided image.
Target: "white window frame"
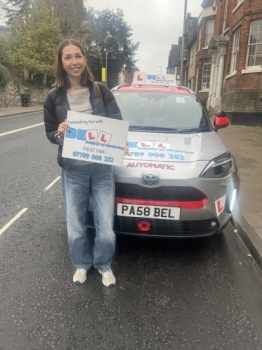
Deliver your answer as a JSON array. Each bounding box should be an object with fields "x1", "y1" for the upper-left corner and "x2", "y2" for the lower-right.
[
  {"x1": 198, "y1": 29, "x2": 202, "y2": 51},
  {"x1": 231, "y1": 28, "x2": 240, "y2": 73},
  {"x1": 196, "y1": 67, "x2": 199, "y2": 92},
  {"x1": 201, "y1": 63, "x2": 211, "y2": 90},
  {"x1": 205, "y1": 20, "x2": 214, "y2": 47},
  {"x1": 246, "y1": 19, "x2": 262, "y2": 69},
  {"x1": 233, "y1": 0, "x2": 244, "y2": 13}
]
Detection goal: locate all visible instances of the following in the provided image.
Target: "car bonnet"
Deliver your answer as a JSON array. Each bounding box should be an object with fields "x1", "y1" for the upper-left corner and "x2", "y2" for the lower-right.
[{"x1": 114, "y1": 131, "x2": 229, "y2": 180}]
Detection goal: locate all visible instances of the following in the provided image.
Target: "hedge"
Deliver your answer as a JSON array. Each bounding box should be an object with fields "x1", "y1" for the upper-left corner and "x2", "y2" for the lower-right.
[{"x1": 0, "y1": 64, "x2": 11, "y2": 88}]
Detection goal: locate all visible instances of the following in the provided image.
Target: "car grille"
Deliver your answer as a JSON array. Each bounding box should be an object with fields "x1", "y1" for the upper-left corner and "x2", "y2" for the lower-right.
[
  {"x1": 115, "y1": 183, "x2": 205, "y2": 201},
  {"x1": 87, "y1": 212, "x2": 219, "y2": 237}
]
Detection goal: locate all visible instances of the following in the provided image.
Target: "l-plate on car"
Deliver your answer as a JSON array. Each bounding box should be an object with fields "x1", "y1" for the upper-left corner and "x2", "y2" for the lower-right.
[{"x1": 87, "y1": 72, "x2": 240, "y2": 238}]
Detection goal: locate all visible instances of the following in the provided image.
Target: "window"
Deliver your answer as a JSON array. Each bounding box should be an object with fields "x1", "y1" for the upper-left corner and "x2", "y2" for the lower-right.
[
  {"x1": 247, "y1": 19, "x2": 262, "y2": 67},
  {"x1": 231, "y1": 28, "x2": 240, "y2": 72},
  {"x1": 113, "y1": 92, "x2": 207, "y2": 130},
  {"x1": 205, "y1": 20, "x2": 214, "y2": 47},
  {"x1": 201, "y1": 63, "x2": 211, "y2": 89}
]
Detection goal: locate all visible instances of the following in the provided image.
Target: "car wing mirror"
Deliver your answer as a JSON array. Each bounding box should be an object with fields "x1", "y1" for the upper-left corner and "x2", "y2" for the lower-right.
[{"x1": 213, "y1": 110, "x2": 230, "y2": 131}]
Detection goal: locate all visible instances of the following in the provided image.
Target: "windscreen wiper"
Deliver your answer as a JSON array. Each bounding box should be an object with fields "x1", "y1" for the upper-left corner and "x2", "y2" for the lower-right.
[
  {"x1": 177, "y1": 127, "x2": 210, "y2": 133},
  {"x1": 129, "y1": 125, "x2": 179, "y2": 133}
]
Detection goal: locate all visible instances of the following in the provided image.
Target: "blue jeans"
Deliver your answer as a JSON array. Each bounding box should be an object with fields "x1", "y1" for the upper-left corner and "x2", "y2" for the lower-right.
[{"x1": 62, "y1": 163, "x2": 115, "y2": 272}]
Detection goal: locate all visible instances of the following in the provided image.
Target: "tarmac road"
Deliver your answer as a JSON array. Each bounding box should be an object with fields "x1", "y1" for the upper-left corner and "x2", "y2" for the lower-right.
[{"x1": 1, "y1": 112, "x2": 262, "y2": 350}]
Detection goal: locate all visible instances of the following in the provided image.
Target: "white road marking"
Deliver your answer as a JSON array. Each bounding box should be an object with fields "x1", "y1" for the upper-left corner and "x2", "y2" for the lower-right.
[
  {"x1": 44, "y1": 176, "x2": 61, "y2": 191},
  {"x1": 0, "y1": 122, "x2": 44, "y2": 137},
  {"x1": 0, "y1": 112, "x2": 42, "y2": 120},
  {"x1": 0, "y1": 208, "x2": 28, "y2": 236}
]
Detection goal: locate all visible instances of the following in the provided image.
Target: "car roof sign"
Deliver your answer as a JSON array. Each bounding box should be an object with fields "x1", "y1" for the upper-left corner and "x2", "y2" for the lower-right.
[{"x1": 132, "y1": 71, "x2": 177, "y2": 87}]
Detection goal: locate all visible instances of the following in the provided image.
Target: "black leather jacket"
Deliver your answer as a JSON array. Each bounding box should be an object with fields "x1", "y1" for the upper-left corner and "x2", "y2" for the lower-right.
[{"x1": 44, "y1": 80, "x2": 122, "y2": 168}]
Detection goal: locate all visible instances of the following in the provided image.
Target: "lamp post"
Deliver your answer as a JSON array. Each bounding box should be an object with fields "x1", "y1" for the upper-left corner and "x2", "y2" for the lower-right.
[
  {"x1": 180, "y1": 0, "x2": 187, "y2": 86},
  {"x1": 104, "y1": 49, "x2": 108, "y2": 86}
]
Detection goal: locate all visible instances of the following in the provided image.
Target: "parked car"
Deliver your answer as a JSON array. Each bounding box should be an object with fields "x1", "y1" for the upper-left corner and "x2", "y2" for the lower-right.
[{"x1": 87, "y1": 72, "x2": 240, "y2": 238}]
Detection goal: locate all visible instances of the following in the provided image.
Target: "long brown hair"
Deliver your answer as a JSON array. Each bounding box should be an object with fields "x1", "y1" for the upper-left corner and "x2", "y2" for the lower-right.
[{"x1": 52, "y1": 38, "x2": 94, "y2": 88}]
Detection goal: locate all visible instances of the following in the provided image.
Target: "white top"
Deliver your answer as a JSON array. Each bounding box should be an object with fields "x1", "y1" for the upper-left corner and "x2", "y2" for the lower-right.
[
  {"x1": 67, "y1": 88, "x2": 93, "y2": 165},
  {"x1": 67, "y1": 88, "x2": 93, "y2": 114}
]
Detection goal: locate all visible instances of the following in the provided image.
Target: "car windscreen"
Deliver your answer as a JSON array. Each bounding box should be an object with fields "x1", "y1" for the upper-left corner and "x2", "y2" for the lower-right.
[{"x1": 113, "y1": 91, "x2": 211, "y2": 132}]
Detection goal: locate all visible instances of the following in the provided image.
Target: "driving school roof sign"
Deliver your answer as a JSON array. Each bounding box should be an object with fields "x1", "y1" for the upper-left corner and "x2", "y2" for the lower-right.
[{"x1": 132, "y1": 72, "x2": 177, "y2": 86}]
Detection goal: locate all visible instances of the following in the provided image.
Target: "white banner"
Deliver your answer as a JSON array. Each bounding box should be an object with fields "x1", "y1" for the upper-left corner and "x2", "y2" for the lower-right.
[{"x1": 62, "y1": 111, "x2": 129, "y2": 166}]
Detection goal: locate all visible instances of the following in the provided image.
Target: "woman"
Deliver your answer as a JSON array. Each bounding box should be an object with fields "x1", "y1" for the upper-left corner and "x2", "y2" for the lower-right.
[{"x1": 44, "y1": 38, "x2": 126, "y2": 287}]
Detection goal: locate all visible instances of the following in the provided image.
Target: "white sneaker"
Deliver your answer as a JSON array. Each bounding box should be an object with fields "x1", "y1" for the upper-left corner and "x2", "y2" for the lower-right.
[
  {"x1": 73, "y1": 269, "x2": 87, "y2": 284},
  {"x1": 98, "y1": 269, "x2": 116, "y2": 287}
]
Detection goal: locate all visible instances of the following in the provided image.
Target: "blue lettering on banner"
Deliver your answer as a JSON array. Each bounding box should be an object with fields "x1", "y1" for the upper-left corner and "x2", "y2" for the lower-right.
[
  {"x1": 168, "y1": 154, "x2": 184, "y2": 160},
  {"x1": 127, "y1": 152, "x2": 145, "y2": 157},
  {"x1": 147, "y1": 75, "x2": 157, "y2": 80},
  {"x1": 72, "y1": 151, "x2": 90, "y2": 159},
  {"x1": 72, "y1": 151, "x2": 114, "y2": 163},
  {"x1": 128, "y1": 141, "x2": 194, "y2": 154},
  {"x1": 66, "y1": 127, "x2": 86, "y2": 140},
  {"x1": 128, "y1": 142, "x2": 138, "y2": 148}
]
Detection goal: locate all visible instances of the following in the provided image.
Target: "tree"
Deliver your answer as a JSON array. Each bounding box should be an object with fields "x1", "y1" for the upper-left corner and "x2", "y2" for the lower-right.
[
  {"x1": 8, "y1": 0, "x2": 62, "y2": 84},
  {"x1": 85, "y1": 8, "x2": 139, "y2": 80},
  {"x1": 0, "y1": 63, "x2": 11, "y2": 87},
  {"x1": 0, "y1": 0, "x2": 32, "y2": 23},
  {"x1": 45, "y1": 0, "x2": 88, "y2": 38},
  {"x1": 0, "y1": 32, "x2": 12, "y2": 67}
]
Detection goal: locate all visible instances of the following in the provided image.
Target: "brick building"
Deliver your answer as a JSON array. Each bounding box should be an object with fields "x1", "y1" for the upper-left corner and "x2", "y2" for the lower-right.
[
  {"x1": 217, "y1": 0, "x2": 262, "y2": 126},
  {"x1": 177, "y1": 0, "x2": 262, "y2": 126},
  {"x1": 193, "y1": 0, "x2": 216, "y2": 107}
]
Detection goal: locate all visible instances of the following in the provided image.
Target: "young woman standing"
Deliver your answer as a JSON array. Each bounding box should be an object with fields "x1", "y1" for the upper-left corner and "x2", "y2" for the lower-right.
[{"x1": 44, "y1": 38, "x2": 126, "y2": 287}]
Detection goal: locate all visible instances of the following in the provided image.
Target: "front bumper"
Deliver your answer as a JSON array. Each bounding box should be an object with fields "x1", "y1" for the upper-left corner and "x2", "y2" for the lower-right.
[{"x1": 87, "y1": 210, "x2": 224, "y2": 238}]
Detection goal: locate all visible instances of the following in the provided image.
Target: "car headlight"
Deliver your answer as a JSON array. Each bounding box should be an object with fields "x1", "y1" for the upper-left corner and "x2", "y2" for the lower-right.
[{"x1": 200, "y1": 152, "x2": 233, "y2": 178}]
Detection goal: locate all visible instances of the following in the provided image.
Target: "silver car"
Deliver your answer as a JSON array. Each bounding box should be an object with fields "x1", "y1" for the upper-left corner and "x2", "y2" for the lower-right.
[{"x1": 87, "y1": 74, "x2": 239, "y2": 237}]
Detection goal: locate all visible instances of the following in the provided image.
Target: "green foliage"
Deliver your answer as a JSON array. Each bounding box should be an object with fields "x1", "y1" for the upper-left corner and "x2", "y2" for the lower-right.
[
  {"x1": 9, "y1": 0, "x2": 63, "y2": 81},
  {"x1": 85, "y1": 8, "x2": 139, "y2": 73},
  {"x1": 0, "y1": 63, "x2": 11, "y2": 87},
  {"x1": 0, "y1": 33, "x2": 12, "y2": 67},
  {"x1": 0, "y1": 2, "x2": 138, "y2": 87}
]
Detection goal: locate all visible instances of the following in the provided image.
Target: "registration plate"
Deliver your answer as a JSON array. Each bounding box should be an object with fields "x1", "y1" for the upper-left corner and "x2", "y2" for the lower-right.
[{"x1": 117, "y1": 204, "x2": 180, "y2": 220}]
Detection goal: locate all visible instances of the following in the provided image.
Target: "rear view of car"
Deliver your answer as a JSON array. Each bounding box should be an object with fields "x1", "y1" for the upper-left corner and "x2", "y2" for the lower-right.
[{"x1": 87, "y1": 72, "x2": 239, "y2": 238}]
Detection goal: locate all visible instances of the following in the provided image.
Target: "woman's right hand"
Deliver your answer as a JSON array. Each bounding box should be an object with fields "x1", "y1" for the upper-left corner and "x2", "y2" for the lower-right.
[{"x1": 58, "y1": 119, "x2": 69, "y2": 134}]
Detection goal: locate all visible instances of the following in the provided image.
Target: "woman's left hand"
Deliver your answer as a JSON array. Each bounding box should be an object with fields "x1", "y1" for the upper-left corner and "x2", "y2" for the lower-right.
[{"x1": 124, "y1": 140, "x2": 129, "y2": 155}]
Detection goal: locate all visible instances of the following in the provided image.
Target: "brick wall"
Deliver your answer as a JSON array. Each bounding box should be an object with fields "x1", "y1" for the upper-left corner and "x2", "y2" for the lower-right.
[
  {"x1": 221, "y1": 0, "x2": 262, "y2": 121},
  {"x1": 0, "y1": 81, "x2": 49, "y2": 108}
]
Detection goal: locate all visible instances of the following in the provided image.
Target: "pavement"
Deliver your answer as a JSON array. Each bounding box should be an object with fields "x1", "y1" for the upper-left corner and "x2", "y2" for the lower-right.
[
  {"x1": 1, "y1": 105, "x2": 262, "y2": 269},
  {"x1": 0, "y1": 104, "x2": 43, "y2": 118}
]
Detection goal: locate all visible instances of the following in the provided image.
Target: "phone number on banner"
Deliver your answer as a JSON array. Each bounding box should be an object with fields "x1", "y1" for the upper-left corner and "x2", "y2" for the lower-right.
[
  {"x1": 72, "y1": 151, "x2": 114, "y2": 163},
  {"x1": 126, "y1": 152, "x2": 184, "y2": 160}
]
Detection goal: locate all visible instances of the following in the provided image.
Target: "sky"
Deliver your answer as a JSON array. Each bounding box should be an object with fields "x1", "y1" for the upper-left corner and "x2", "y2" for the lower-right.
[{"x1": 85, "y1": 0, "x2": 204, "y2": 73}]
